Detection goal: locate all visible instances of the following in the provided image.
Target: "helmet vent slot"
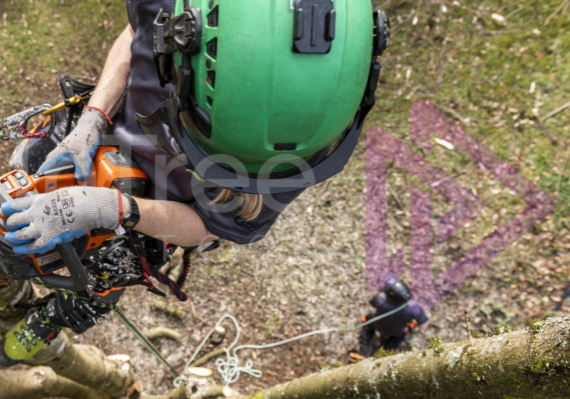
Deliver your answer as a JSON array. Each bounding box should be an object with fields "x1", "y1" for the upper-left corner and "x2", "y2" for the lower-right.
[
  {"x1": 274, "y1": 143, "x2": 297, "y2": 151},
  {"x1": 206, "y1": 38, "x2": 218, "y2": 59},
  {"x1": 207, "y1": 70, "x2": 216, "y2": 88},
  {"x1": 207, "y1": 96, "x2": 213, "y2": 107},
  {"x1": 208, "y1": 6, "x2": 219, "y2": 27}
]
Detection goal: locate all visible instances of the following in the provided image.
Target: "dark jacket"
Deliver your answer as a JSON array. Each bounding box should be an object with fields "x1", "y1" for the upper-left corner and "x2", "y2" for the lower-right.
[{"x1": 367, "y1": 293, "x2": 428, "y2": 337}]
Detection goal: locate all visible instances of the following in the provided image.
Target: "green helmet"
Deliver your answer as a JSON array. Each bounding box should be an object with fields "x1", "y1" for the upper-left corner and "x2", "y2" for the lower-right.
[{"x1": 143, "y1": 0, "x2": 390, "y2": 194}]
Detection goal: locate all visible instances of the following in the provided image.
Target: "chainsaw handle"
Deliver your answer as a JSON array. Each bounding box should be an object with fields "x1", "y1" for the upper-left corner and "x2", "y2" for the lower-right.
[{"x1": 39, "y1": 242, "x2": 90, "y2": 298}]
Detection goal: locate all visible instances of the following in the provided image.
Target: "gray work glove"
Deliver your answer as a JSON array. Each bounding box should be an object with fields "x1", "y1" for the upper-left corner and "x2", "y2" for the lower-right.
[
  {"x1": 2, "y1": 187, "x2": 121, "y2": 255},
  {"x1": 37, "y1": 108, "x2": 108, "y2": 181}
]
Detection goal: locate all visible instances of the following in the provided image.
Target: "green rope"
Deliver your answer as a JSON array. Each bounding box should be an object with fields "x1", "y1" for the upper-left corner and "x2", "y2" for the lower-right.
[
  {"x1": 31, "y1": 278, "x2": 179, "y2": 377},
  {"x1": 112, "y1": 306, "x2": 179, "y2": 377}
]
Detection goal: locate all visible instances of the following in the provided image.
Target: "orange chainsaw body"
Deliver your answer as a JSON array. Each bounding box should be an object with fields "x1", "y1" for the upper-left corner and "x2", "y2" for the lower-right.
[{"x1": 0, "y1": 146, "x2": 147, "y2": 278}]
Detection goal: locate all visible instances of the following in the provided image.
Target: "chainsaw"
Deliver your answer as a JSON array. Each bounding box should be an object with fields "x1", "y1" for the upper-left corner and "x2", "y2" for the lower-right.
[
  {"x1": 0, "y1": 76, "x2": 216, "y2": 301},
  {"x1": 0, "y1": 145, "x2": 155, "y2": 296}
]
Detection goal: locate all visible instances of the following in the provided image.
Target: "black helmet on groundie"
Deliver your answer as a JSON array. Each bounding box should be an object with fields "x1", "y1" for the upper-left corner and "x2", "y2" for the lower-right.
[{"x1": 384, "y1": 278, "x2": 411, "y2": 306}]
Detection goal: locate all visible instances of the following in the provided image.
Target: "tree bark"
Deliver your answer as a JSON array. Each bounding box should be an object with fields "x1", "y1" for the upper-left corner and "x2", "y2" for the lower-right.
[
  {"x1": 0, "y1": 366, "x2": 111, "y2": 399},
  {"x1": 25, "y1": 334, "x2": 134, "y2": 398},
  {"x1": 245, "y1": 316, "x2": 570, "y2": 399}
]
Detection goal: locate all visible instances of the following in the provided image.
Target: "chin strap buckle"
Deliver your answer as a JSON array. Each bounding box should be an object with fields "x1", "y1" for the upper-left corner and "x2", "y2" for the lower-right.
[
  {"x1": 362, "y1": 61, "x2": 381, "y2": 110},
  {"x1": 153, "y1": 7, "x2": 202, "y2": 87}
]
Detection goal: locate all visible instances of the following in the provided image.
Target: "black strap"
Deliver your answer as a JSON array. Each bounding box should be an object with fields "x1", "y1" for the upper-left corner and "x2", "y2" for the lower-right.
[
  {"x1": 176, "y1": 250, "x2": 193, "y2": 288},
  {"x1": 128, "y1": 233, "x2": 188, "y2": 302},
  {"x1": 121, "y1": 193, "x2": 141, "y2": 232}
]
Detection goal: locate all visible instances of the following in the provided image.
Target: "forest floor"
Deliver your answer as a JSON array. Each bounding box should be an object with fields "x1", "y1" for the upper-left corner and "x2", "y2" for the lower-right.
[{"x1": 1, "y1": 0, "x2": 570, "y2": 396}]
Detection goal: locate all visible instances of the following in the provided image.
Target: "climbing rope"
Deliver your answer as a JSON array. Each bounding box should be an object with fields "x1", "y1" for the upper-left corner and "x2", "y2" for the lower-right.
[
  {"x1": 174, "y1": 302, "x2": 409, "y2": 387},
  {"x1": 112, "y1": 305, "x2": 180, "y2": 377}
]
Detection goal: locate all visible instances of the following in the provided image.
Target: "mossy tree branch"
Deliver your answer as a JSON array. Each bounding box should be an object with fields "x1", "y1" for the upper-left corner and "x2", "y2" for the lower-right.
[
  {"x1": 25, "y1": 333, "x2": 134, "y2": 398},
  {"x1": 0, "y1": 366, "x2": 110, "y2": 399},
  {"x1": 245, "y1": 316, "x2": 570, "y2": 399}
]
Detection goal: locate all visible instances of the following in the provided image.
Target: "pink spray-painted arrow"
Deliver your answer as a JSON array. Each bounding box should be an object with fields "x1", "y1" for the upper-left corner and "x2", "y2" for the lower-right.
[{"x1": 366, "y1": 100, "x2": 555, "y2": 309}]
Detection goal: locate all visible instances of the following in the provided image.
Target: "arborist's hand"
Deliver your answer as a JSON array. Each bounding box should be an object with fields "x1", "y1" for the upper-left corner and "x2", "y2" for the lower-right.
[
  {"x1": 0, "y1": 187, "x2": 121, "y2": 255},
  {"x1": 37, "y1": 107, "x2": 109, "y2": 181}
]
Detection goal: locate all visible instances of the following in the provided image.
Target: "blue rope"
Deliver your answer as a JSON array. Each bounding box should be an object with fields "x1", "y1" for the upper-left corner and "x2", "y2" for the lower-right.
[{"x1": 174, "y1": 302, "x2": 408, "y2": 387}]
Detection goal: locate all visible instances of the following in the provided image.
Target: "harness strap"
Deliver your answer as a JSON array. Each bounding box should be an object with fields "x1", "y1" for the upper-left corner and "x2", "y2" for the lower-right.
[
  {"x1": 129, "y1": 232, "x2": 188, "y2": 302},
  {"x1": 176, "y1": 250, "x2": 192, "y2": 288}
]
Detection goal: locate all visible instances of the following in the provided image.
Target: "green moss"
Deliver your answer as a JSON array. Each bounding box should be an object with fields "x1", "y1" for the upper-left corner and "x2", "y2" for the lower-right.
[
  {"x1": 373, "y1": 347, "x2": 397, "y2": 360},
  {"x1": 428, "y1": 335, "x2": 444, "y2": 356},
  {"x1": 492, "y1": 326, "x2": 518, "y2": 335},
  {"x1": 525, "y1": 357, "x2": 552, "y2": 374},
  {"x1": 471, "y1": 372, "x2": 485, "y2": 382},
  {"x1": 526, "y1": 319, "x2": 546, "y2": 334}
]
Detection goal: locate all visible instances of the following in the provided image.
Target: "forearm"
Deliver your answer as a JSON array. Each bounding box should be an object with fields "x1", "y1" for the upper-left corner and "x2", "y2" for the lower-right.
[
  {"x1": 88, "y1": 24, "x2": 134, "y2": 118},
  {"x1": 122, "y1": 195, "x2": 218, "y2": 247}
]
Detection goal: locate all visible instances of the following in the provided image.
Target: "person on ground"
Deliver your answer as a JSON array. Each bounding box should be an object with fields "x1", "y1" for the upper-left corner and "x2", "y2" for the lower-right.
[{"x1": 350, "y1": 278, "x2": 428, "y2": 361}]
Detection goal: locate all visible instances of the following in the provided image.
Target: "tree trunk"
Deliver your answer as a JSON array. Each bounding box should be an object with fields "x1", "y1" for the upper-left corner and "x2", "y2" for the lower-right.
[
  {"x1": 0, "y1": 366, "x2": 111, "y2": 399},
  {"x1": 25, "y1": 333, "x2": 134, "y2": 398},
  {"x1": 245, "y1": 316, "x2": 570, "y2": 399}
]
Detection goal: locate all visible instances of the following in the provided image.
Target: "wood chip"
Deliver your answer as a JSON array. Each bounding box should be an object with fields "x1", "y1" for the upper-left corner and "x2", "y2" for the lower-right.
[
  {"x1": 108, "y1": 354, "x2": 131, "y2": 363},
  {"x1": 186, "y1": 367, "x2": 213, "y2": 377},
  {"x1": 435, "y1": 138, "x2": 454, "y2": 150}
]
